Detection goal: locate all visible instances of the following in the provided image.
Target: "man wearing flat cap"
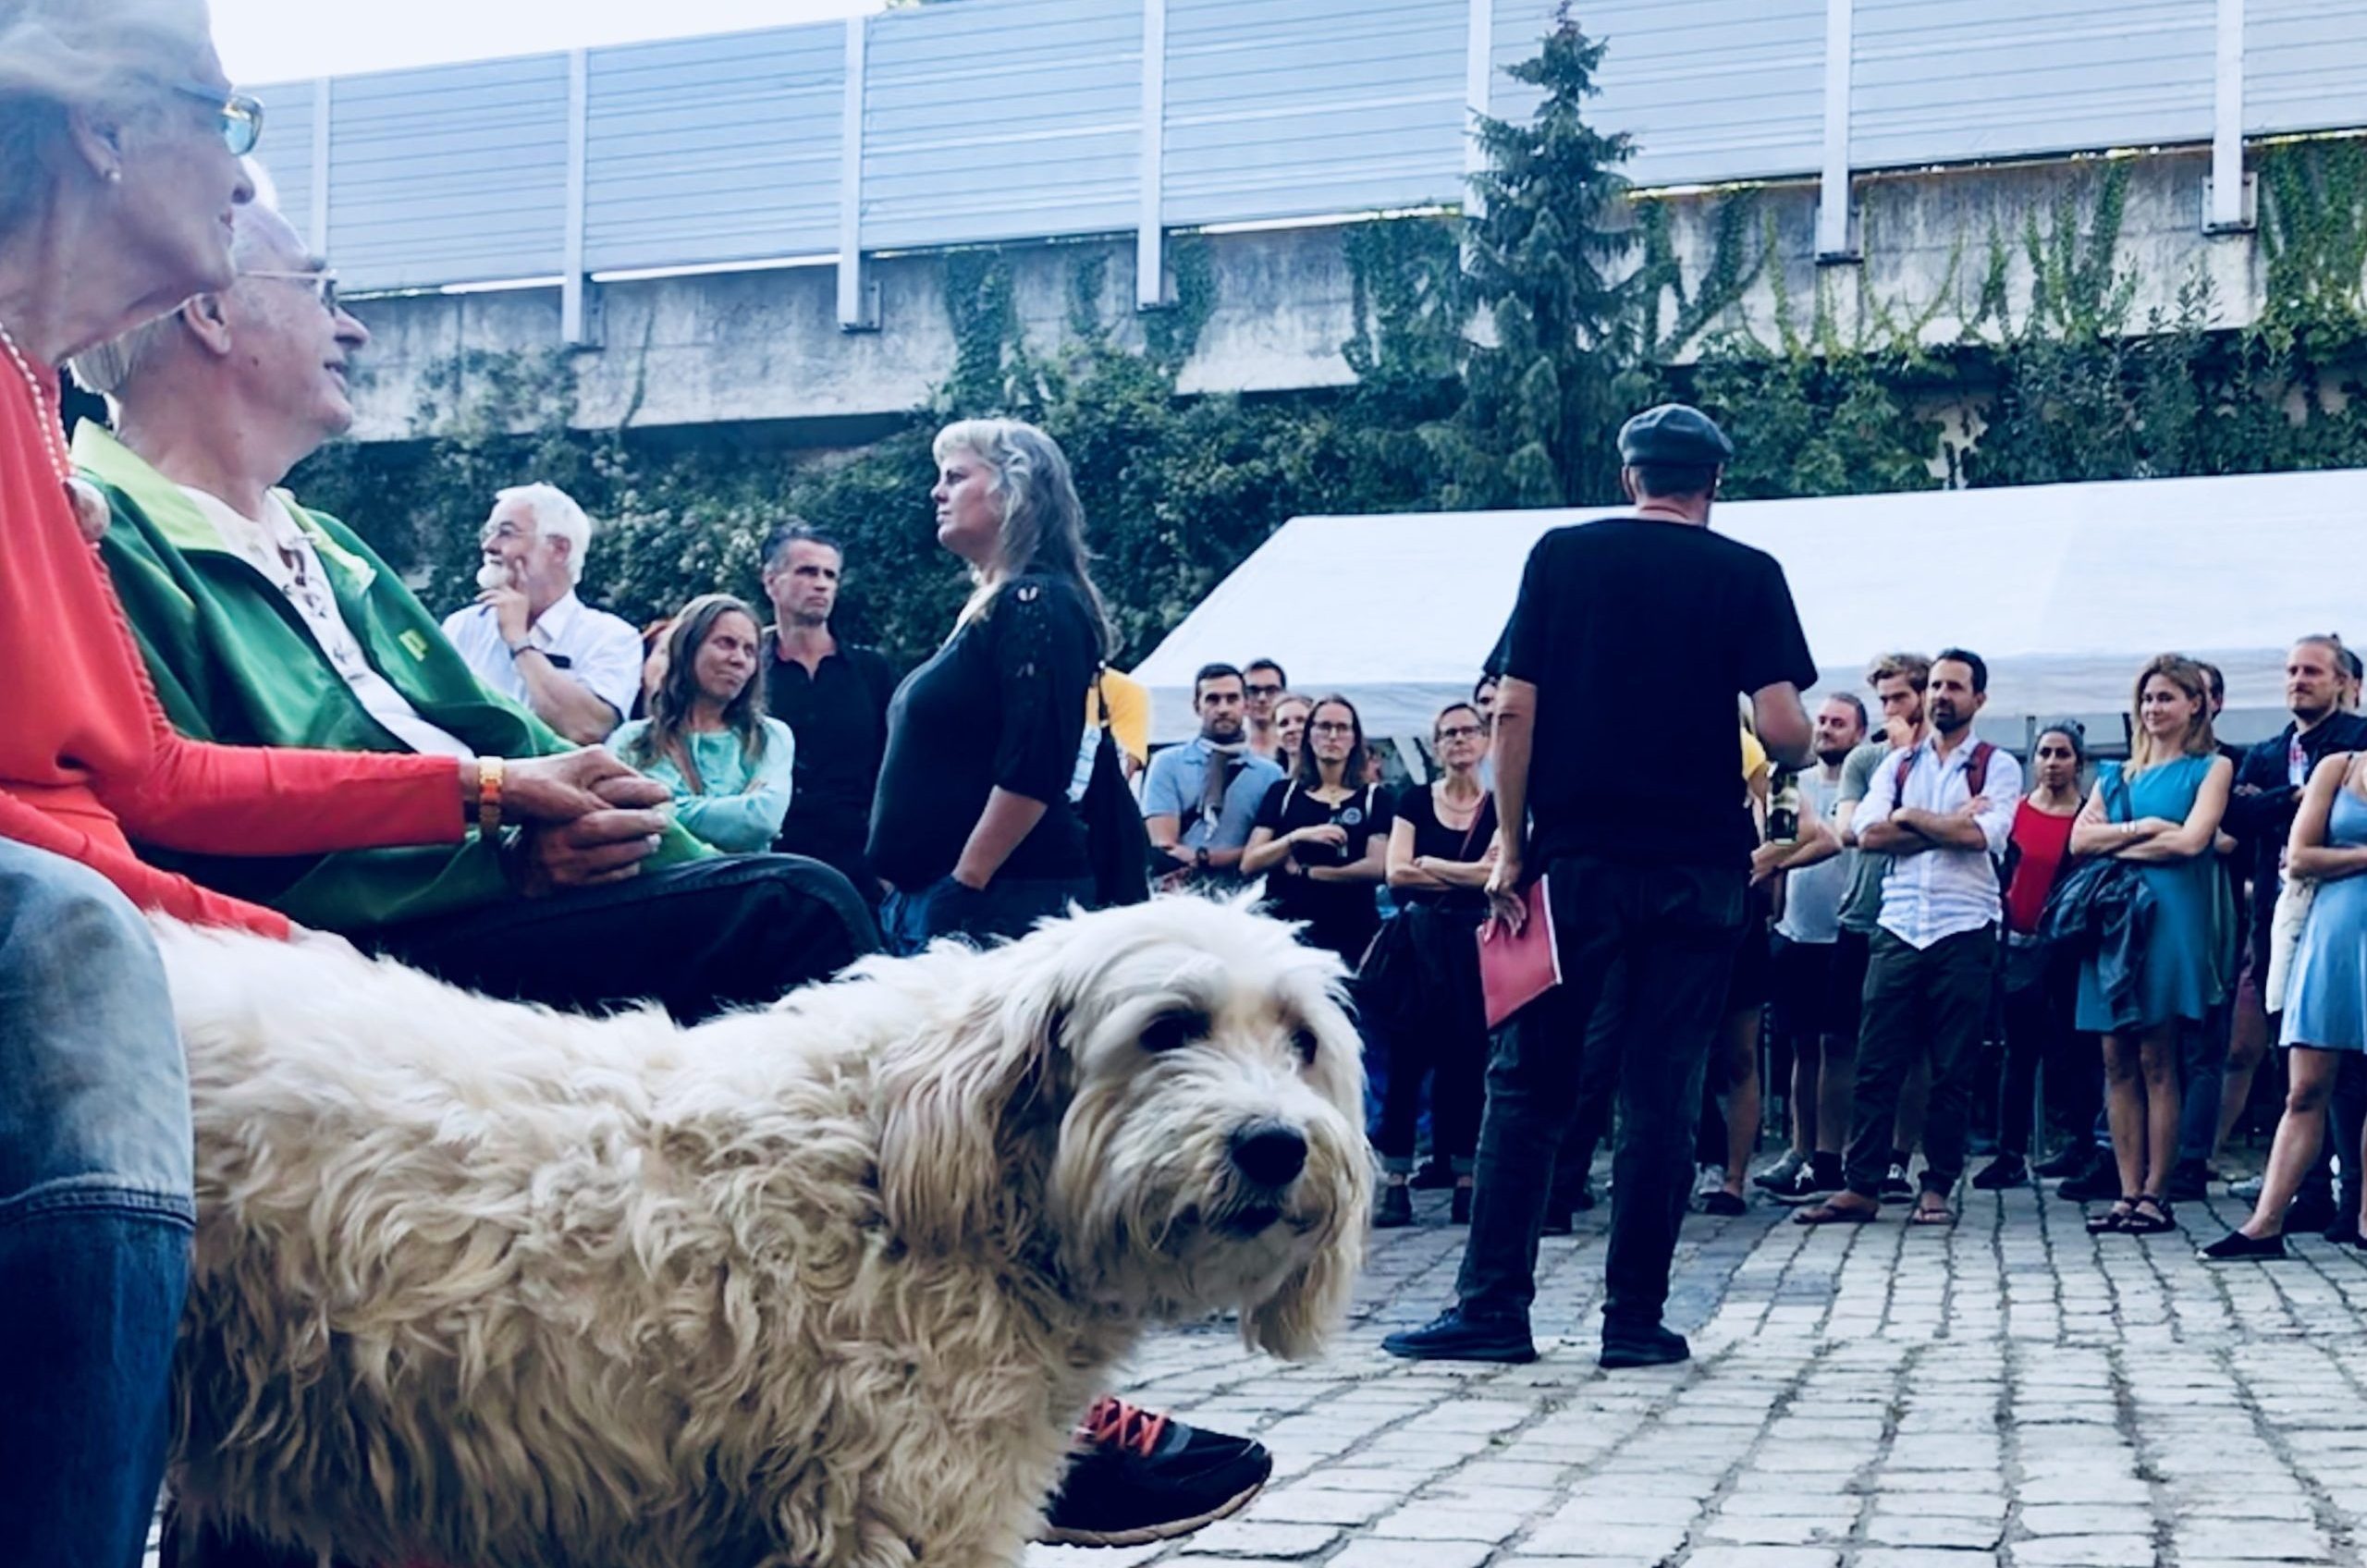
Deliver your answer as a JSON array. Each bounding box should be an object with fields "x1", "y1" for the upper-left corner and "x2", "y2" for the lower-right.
[{"x1": 1387, "y1": 403, "x2": 1818, "y2": 1371}]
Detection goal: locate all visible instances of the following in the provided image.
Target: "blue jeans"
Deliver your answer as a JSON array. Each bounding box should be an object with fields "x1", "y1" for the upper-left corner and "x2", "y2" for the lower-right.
[
  {"x1": 0, "y1": 840, "x2": 191, "y2": 1568},
  {"x1": 878, "y1": 873, "x2": 1098, "y2": 957}
]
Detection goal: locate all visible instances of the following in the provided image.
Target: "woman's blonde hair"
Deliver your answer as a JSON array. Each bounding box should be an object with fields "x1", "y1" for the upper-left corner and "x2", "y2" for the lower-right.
[
  {"x1": 932, "y1": 418, "x2": 1115, "y2": 656},
  {"x1": 2128, "y1": 654, "x2": 2217, "y2": 774},
  {"x1": 0, "y1": 0, "x2": 213, "y2": 230}
]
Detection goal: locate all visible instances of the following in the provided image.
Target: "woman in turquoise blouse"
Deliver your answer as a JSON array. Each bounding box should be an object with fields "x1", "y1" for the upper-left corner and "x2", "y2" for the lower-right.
[
  {"x1": 612, "y1": 594, "x2": 795, "y2": 853},
  {"x1": 2067, "y1": 654, "x2": 2233, "y2": 1237}
]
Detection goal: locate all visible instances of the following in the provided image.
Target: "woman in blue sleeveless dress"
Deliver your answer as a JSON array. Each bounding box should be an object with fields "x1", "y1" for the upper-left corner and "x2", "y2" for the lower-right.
[
  {"x1": 2202, "y1": 750, "x2": 2367, "y2": 1259},
  {"x1": 2068, "y1": 656, "x2": 2233, "y2": 1236}
]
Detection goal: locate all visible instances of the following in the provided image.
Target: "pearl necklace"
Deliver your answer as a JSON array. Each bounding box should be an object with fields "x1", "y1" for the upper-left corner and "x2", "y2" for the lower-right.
[{"x1": 0, "y1": 314, "x2": 70, "y2": 484}]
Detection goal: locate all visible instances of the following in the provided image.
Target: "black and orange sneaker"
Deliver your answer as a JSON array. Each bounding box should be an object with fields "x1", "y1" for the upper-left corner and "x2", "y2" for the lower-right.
[{"x1": 1038, "y1": 1397, "x2": 1272, "y2": 1548}]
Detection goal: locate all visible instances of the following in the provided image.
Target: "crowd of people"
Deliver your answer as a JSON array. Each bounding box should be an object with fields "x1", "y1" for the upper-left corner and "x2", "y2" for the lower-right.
[{"x1": 13, "y1": 2, "x2": 2367, "y2": 1563}]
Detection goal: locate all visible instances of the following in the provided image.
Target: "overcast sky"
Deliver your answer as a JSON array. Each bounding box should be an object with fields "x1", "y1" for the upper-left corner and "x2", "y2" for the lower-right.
[{"x1": 212, "y1": 0, "x2": 886, "y2": 84}]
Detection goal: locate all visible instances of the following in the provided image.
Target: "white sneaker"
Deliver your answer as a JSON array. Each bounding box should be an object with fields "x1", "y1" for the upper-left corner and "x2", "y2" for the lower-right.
[
  {"x1": 1752, "y1": 1150, "x2": 1807, "y2": 1193},
  {"x1": 1694, "y1": 1164, "x2": 1725, "y2": 1200}
]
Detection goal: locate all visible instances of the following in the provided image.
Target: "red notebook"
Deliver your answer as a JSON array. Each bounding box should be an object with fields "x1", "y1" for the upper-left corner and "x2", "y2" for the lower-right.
[{"x1": 1477, "y1": 876, "x2": 1561, "y2": 1030}]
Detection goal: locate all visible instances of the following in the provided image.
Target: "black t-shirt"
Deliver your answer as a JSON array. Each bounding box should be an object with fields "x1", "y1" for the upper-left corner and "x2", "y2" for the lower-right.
[
  {"x1": 1500, "y1": 518, "x2": 1814, "y2": 869},
  {"x1": 1255, "y1": 778, "x2": 1394, "y2": 961},
  {"x1": 765, "y1": 636, "x2": 897, "y2": 865},
  {"x1": 868, "y1": 576, "x2": 1099, "y2": 891},
  {"x1": 1395, "y1": 783, "x2": 1499, "y2": 914}
]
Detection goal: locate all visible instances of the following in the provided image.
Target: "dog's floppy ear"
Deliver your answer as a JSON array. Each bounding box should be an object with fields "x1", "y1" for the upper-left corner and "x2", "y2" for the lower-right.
[
  {"x1": 875, "y1": 947, "x2": 1073, "y2": 1253},
  {"x1": 1242, "y1": 1213, "x2": 1364, "y2": 1361}
]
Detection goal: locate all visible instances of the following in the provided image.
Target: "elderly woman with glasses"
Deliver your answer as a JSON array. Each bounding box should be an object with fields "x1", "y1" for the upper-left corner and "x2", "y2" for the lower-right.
[{"x1": 0, "y1": 5, "x2": 653, "y2": 1560}]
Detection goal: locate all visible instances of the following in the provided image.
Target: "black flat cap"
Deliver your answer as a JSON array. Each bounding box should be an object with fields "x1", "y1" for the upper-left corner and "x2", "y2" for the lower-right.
[{"x1": 1617, "y1": 403, "x2": 1735, "y2": 466}]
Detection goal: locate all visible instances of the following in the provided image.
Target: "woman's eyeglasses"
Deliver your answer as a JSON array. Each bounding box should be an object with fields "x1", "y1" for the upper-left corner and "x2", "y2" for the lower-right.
[
  {"x1": 241, "y1": 269, "x2": 343, "y2": 314},
  {"x1": 172, "y1": 83, "x2": 264, "y2": 157}
]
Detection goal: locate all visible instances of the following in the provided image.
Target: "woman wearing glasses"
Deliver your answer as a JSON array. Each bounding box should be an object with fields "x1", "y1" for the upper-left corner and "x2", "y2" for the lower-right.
[
  {"x1": 0, "y1": 6, "x2": 650, "y2": 1562},
  {"x1": 1241, "y1": 694, "x2": 1395, "y2": 967},
  {"x1": 1366, "y1": 702, "x2": 1498, "y2": 1227}
]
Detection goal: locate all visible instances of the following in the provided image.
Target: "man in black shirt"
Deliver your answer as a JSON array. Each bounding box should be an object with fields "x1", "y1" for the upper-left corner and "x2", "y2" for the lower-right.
[
  {"x1": 759, "y1": 522, "x2": 899, "y2": 898},
  {"x1": 1384, "y1": 405, "x2": 1815, "y2": 1372}
]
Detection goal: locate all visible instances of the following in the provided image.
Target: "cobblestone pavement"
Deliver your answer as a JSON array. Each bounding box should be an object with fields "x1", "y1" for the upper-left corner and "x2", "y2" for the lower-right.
[{"x1": 1033, "y1": 1178, "x2": 2367, "y2": 1568}]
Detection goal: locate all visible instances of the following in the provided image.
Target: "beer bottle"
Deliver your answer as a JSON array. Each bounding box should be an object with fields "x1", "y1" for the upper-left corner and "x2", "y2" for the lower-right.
[{"x1": 1767, "y1": 768, "x2": 1801, "y2": 846}]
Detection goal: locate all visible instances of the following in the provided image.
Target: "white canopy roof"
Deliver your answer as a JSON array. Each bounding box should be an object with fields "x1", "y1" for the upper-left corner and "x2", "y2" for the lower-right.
[{"x1": 1133, "y1": 468, "x2": 2367, "y2": 746}]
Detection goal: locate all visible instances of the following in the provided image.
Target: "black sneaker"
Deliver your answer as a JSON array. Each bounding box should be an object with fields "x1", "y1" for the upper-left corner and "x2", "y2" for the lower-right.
[
  {"x1": 1381, "y1": 1307, "x2": 1538, "y2": 1364},
  {"x1": 2288, "y1": 1189, "x2": 2338, "y2": 1233},
  {"x1": 1879, "y1": 1163, "x2": 1915, "y2": 1205},
  {"x1": 1700, "y1": 1189, "x2": 1747, "y2": 1217},
  {"x1": 1970, "y1": 1155, "x2": 2029, "y2": 1191},
  {"x1": 1764, "y1": 1164, "x2": 1834, "y2": 1206},
  {"x1": 1539, "y1": 1207, "x2": 1575, "y2": 1236},
  {"x1": 1374, "y1": 1182, "x2": 1414, "y2": 1229},
  {"x1": 1039, "y1": 1399, "x2": 1273, "y2": 1547},
  {"x1": 2166, "y1": 1158, "x2": 2211, "y2": 1204},
  {"x1": 1450, "y1": 1183, "x2": 1473, "y2": 1225},
  {"x1": 1752, "y1": 1150, "x2": 1808, "y2": 1193},
  {"x1": 1410, "y1": 1158, "x2": 1456, "y2": 1191},
  {"x1": 2032, "y1": 1144, "x2": 2093, "y2": 1180},
  {"x1": 1600, "y1": 1323, "x2": 1690, "y2": 1370},
  {"x1": 2058, "y1": 1155, "x2": 2123, "y2": 1203}
]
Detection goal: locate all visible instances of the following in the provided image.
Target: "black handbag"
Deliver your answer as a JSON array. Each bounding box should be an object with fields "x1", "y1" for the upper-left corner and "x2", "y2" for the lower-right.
[{"x1": 1081, "y1": 672, "x2": 1150, "y2": 909}]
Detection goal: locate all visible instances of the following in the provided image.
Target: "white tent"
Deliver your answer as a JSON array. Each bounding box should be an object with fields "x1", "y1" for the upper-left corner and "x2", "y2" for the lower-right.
[{"x1": 1133, "y1": 469, "x2": 2367, "y2": 750}]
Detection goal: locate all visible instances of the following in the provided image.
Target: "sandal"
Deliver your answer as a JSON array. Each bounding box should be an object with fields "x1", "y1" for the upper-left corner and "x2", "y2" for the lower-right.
[
  {"x1": 1793, "y1": 1198, "x2": 1879, "y2": 1226},
  {"x1": 2120, "y1": 1194, "x2": 2175, "y2": 1235},
  {"x1": 2086, "y1": 1195, "x2": 2139, "y2": 1234},
  {"x1": 1908, "y1": 1202, "x2": 1956, "y2": 1228}
]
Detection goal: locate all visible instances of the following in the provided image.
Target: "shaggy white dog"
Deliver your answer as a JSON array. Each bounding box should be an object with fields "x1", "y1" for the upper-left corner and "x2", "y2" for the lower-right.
[{"x1": 159, "y1": 897, "x2": 1368, "y2": 1568}]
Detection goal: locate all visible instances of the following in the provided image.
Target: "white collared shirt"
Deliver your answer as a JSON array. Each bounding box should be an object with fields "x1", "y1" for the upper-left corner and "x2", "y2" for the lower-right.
[
  {"x1": 440, "y1": 589, "x2": 642, "y2": 739},
  {"x1": 1849, "y1": 733, "x2": 2024, "y2": 949},
  {"x1": 181, "y1": 486, "x2": 475, "y2": 762}
]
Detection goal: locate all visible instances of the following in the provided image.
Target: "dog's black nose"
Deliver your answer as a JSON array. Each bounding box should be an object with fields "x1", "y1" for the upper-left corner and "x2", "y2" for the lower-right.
[{"x1": 1230, "y1": 1122, "x2": 1307, "y2": 1188}]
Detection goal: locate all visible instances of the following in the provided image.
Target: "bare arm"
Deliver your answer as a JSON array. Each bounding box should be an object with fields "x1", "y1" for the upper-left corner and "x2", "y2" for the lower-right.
[
  {"x1": 1751, "y1": 680, "x2": 1812, "y2": 770},
  {"x1": 1385, "y1": 816, "x2": 1450, "y2": 891},
  {"x1": 1240, "y1": 823, "x2": 1293, "y2": 876},
  {"x1": 2287, "y1": 754, "x2": 2367, "y2": 881},
  {"x1": 510, "y1": 648, "x2": 623, "y2": 745},
  {"x1": 2113, "y1": 756, "x2": 2234, "y2": 864},
  {"x1": 1768, "y1": 810, "x2": 1842, "y2": 872},
  {"x1": 952, "y1": 787, "x2": 1049, "y2": 889},
  {"x1": 1310, "y1": 822, "x2": 1390, "y2": 885},
  {"x1": 1490, "y1": 678, "x2": 1535, "y2": 871}
]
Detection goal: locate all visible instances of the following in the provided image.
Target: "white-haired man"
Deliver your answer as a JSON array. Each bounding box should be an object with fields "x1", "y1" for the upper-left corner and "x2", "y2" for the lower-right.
[{"x1": 442, "y1": 483, "x2": 642, "y2": 743}]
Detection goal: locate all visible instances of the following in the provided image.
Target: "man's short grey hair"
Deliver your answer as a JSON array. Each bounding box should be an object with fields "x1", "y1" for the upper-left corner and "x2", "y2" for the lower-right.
[
  {"x1": 69, "y1": 184, "x2": 290, "y2": 399},
  {"x1": 498, "y1": 483, "x2": 593, "y2": 584}
]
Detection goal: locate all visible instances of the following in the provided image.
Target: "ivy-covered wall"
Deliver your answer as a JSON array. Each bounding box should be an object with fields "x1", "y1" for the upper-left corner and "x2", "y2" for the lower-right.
[{"x1": 291, "y1": 131, "x2": 2367, "y2": 674}]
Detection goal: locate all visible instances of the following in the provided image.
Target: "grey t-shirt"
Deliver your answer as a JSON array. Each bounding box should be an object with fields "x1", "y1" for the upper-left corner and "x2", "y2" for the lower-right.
[
  {"x1": 1836, "y1": 740, "x2": 1894, "y2": 936},
  {"x1": 1775, "y1": 763, "x2": 1852, "y2": 945}
]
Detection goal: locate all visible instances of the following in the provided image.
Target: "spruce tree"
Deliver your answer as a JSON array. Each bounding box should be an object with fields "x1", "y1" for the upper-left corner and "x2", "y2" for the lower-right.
[{"x1": 1426, "y1": 9, "x2": 1642, "y2": 508}]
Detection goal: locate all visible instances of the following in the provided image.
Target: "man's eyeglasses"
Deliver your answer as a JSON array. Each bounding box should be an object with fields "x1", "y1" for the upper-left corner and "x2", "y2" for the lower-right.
[
  {"x1": 1436, "y1": 725, "x2": 1484, "y2": 742},
  {"x1": 241, "y1": 269, "x2": 343, "y2": 314},
  {"x1": 1245, "y1": 682, "x2": 1284, "y2": 698},
  {"x1": 171, "y1": 83, "x2": 264, "y2": 157},
  {"x1": 1308, "y1": 720, "x2": 1355, "y2": 736}
]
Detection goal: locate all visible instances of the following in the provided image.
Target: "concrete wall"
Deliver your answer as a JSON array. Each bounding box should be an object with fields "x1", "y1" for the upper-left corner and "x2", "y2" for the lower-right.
[{"x1": 337, "y1": 146, "x2": 2271, "y2": 444}]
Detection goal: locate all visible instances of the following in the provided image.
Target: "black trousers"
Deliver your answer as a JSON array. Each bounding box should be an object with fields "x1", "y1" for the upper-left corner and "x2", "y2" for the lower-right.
[
  {"x1": 1845, "y1": 925, "x2": 1998, "y2": 1199},
  {"x1": 1456, "y1": 856, "x2": 1743, "y2": 1330},
  {"x1": 1998, "y1": 943, "x2": 2090, "y2": 1157},
  {"x1": 367, "y1": 852, "x2": 881, "y2": 1023}
]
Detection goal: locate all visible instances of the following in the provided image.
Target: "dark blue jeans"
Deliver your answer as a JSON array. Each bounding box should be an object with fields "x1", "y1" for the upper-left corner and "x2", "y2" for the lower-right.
[
  {"x1": 1456, "y1": 857, "x2": 1744, "y2": 1331},
  {"x1": 879, "y1": 873, "x2": 1098, "y2": 956},
  {"x1": 0, "y1": 841, "x2": 191, "y2": 1568}
]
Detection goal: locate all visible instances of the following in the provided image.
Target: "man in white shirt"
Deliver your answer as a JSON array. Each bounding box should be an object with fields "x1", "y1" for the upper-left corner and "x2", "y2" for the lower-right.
[
  {"x1": 1795, "y1": 649, "x2": 2020, "y2": 1228},
  {"x1": 442, "y1": 484, "x2": 642, "y2": 743}
]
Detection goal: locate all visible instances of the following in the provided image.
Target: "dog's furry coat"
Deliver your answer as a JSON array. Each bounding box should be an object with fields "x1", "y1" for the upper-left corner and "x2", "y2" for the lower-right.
[{"x1": 161, "y1": 898, "x2": 1368, "y2": 1568}]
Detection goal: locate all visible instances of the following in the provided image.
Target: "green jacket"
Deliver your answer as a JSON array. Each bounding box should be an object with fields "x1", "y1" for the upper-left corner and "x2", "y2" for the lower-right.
[{"x1": 75, "y1": 421, "x2": 708, "y2": 931}]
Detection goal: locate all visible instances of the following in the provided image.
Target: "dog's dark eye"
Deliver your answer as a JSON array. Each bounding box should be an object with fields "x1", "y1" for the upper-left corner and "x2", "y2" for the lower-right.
[
  {"x1": 1140, "y1": 1008, "x2": 1211, "y2": 1054},
  {"x1": 1292, "y1": 1027, "x2": 1319, "y2": 1066}
]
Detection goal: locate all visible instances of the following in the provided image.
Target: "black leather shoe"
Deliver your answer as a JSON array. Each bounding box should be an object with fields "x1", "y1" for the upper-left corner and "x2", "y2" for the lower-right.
[
  {"x1": 1970, "y1": 1155, "x2": 2029, "y2": 1191},
  {"x1": 2166, "y1": 1158, "x2": 2211, "y2": 1204},
  {"x1": 1381, "y1": 1307, "x2": 1538, "y2": 1364},
  {"x1": 1374, "y1": 1182, "x2": 1414, "y2": 1229},
  {"x1": 2057, "y1": 1156, "x2": 2123, "y2": 1203},
  {"x1": 1599, "y1": 1323, "x2": 1690, "y2": 1370},
  {"x1": 2032, "y1": 1144, "x2": 2092, "y2": 1179}
]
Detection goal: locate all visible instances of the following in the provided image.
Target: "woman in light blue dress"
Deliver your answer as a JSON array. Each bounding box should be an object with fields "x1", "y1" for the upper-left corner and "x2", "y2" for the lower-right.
[
  {"x1": 612, "y1": 594, "x2": 795, "y2": 853},
  {"x1": 2202, "y1": 750, "x2": 2367, "y2": 1260},
  {"x1": 2068, "y1": 655, "x2": 2232, "y2": 1236}
]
